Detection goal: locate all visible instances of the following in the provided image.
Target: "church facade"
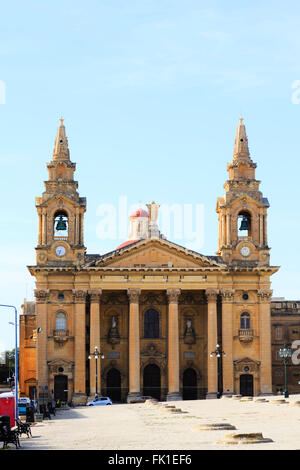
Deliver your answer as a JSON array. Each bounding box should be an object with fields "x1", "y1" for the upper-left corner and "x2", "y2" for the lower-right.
[{"x1": 22, "y1": 117, "x2": 279, "y2": 404}]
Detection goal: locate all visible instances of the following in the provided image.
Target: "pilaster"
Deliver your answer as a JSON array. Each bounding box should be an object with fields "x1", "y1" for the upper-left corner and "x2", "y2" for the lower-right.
[
  {"x1": 166, "y1": 288, "x2": 182, "y2": 401},
  {"x1": 89, "y1": 290, "x2": 102, "y2": 397},
  {"x1": 258, "y1": 289, "x2": 273, "y2": 396},
  {"x1": 127, "y1": 289, "x2": 141, "y2": 402},
  {"x1": 221, "y1": 289, "x2": 235, "y2": 395},
  {"x1": 206, "y1": 289, "x2": 218, "y2": 399},
  {"x1": 72, "y1": 289, "x2": 87, "y2": 405}
]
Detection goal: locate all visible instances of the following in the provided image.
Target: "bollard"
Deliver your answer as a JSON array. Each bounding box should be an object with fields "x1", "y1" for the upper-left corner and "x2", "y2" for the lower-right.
[
  {"x1": 192, "y1": 423, "x2": 236, "y2": 431},
  {"x1": 217, "y1": 432, "x2": 273, "y2": 445}
]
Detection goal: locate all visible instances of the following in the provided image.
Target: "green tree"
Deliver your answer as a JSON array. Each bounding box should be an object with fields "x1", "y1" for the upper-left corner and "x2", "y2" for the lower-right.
[{"x1": 0, "y1": 349, "x2": 17, "y2": 385}]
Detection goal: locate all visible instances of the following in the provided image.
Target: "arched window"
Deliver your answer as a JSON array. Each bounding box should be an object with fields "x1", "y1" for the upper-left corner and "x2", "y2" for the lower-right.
[
  {"x1": 240, "y1": 312, "x2": 250, "y2": 329},
  {"x1": 56, "y1": 312, "x2": 66, "y2": 330},
  {"x1": 54, "y1": 210, "x2": 68, "y2": 237},
  {"x1": 237, "y1": 210, "x2": 251, "y2": 237},
  {"x1": 144, "y1": 309, "x2": 159, "y2": 338}
]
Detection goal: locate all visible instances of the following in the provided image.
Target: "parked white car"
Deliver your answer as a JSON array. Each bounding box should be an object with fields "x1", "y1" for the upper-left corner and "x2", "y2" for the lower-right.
[
  {"x1": 18, "y1": 397, "x2": 31, "y2": 405},
  {"x1": 18, "y1": 397, "x2": 38, "y2": 411},
  {"x1": 86, "y1": 396, "x2": 112, "y2": 406}
]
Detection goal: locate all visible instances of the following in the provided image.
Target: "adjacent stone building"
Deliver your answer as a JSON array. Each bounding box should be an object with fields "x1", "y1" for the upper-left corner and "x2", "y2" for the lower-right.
[
  {"x1": 20, "y1": 117, "x2": 279, "y2": 404},
  {"x1": 271, "y1": 298, "x2": 300, "y2": 394},
  {"x1": 19, "y1": 300, "x2": 37, "y2": 399}
]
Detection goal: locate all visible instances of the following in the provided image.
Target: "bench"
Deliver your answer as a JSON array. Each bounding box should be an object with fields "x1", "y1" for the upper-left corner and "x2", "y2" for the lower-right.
[
  {"x1": 16, "y1": 418, "x2": 32, "y2": 438},
  {"x1": 0, "y1": 424, "x2": 20, "y2": 449}
]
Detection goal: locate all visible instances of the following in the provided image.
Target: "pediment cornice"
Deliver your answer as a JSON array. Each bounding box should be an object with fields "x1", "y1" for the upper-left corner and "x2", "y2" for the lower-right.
[
  {"x1": 94, "y1": 238, "x2": 225, "y2": 269},
  {"x1": 222, "y1": 193, "x2": 267, "y2": 209}
]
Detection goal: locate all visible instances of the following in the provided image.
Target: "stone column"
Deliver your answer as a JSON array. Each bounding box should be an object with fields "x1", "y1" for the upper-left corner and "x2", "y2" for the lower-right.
[
  {"x1": 89, "y1": 290, "x2": 102, "y2": 397},
  {"x1": 41, "y1": 210, "x2": 47, "y2": 245},
  {"x1": 127, "y1": 289, "x2": 141, "y2": 402},
  {"x1": 221, "y1": 289, "x2": 235, "y2": 396},
  {"x1": 258, "y1": 289, "x2": 273, "y2": 396},
  {"x1": 259, "y1": 214, "x2": 264, "y2": 246},
  {"x1": 206, "y1": 289, "x2": 218, "y2": 399},
  {"x1": 35, "y1": 289, "x2": 50, "y2": 402},
  {"x1": 166, "y1": 289, "x2": 182, "y2": 401},
  {"x1": 263, "y1": 215, "x2": 268, "y2": 246},
  {"x1": 75, "y1": 208, "x2": 79, "y2": 245},
  {"x1": 38, "y1": 211, "x2": 42, "y2": 245},
  {"x1": 226, "y1": 214, "x2": 231, "y2": 245},
  {"x1": 222, "y1": 215, "x2": 226, "y2": 246},
  {"x1": 80, "y1": 212, "x2": 84, "y2": 246},
  {"x1": 72, "y1": 289, "x2": 87, "y2": 405}
]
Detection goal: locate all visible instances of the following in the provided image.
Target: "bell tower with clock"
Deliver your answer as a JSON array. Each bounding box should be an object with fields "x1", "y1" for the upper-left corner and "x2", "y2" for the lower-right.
[
  {"x1": 216, "y1": 117, "x2": 270, "y2": 266},
  {"x1": 35, "y1": 118, "x2": 86, "y2": 266}
]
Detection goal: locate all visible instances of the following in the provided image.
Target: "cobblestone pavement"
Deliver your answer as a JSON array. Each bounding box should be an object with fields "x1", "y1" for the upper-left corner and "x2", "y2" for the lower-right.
[{"x1": 17, "y1": 395, "x2": 300, "y2": 450}]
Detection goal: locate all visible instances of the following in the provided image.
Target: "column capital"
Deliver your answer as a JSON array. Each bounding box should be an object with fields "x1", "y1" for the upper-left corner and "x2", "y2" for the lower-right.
[
  {"x1": 72, "y1": 289, "x2": 87, "y2": 303},
  {"x1": 34, "y1": 289, "x2": 50, "y2": 303},
  {"x1": 166, "y1": 288, "x2": 181, "y2": 304},
  {"x1": 205, "y1": 288, "x2": 219, "y2": 302},
  {"x1": 127, "y1": 289, "x2": 141, "y2": 304},
  {"x1": 257, "y1": 289, "x2": 272, "y2": 302},
  {"x1": 220, "y1": 289, "x2": 235, "y2": 302},
  {"x1": 88, "y1": 289, "x2": 102, "y2": 303}
]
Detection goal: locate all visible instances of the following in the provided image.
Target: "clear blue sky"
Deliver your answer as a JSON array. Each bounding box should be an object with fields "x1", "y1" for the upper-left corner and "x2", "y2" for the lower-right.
[{"x1": 1, "y1": 0, "x2": 300, "y2": 351}]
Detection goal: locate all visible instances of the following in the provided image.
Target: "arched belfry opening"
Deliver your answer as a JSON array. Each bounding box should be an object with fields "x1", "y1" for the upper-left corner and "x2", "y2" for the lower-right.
[
  {"x1": 54, "y1": 210, "x2": 68, "y2": 238},
  {"x1": 237, "y1": 210, "x2": 251, "y2": 238}
]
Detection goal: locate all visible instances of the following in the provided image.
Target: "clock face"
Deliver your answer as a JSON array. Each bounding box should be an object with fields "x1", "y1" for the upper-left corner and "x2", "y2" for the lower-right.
[
  {"x1": 240, "y1": 246, "x2": 251, "y2": 257},
  {"x1": 56, "y1": 245, "x2": 66, "y2": 257}
]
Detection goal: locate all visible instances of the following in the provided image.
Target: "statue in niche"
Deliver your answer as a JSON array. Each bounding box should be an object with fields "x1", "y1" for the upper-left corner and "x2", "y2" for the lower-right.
[
  {"x1": 107, "y1": 315, "x2": 120, "y2": 346},
  {"x1": 184, "y1": 318, "x2": 196, "y2": 344}
]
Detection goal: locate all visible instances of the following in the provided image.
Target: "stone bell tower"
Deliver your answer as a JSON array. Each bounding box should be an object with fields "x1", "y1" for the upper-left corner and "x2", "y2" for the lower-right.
[
  {"x1": 35, "y1": 118, "x2": 86, "y2": 266},
  {"x1": 216, "y1": 117, "x2": 270, "y2": 265}
]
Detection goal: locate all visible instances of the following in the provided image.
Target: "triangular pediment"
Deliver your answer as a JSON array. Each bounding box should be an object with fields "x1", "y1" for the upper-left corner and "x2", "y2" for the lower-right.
[
  {"x1": 38, "y1": 193, "x2": 80, "y2": 208},
  {"x1": 228, "y1": 194, "x2": 266, "y2": 209},
  {"x1": 24, "y1": 377, "x2": 36, "y2": 384},
  {"x1": 47, "y1": 358, "x2": 74, "y2": 366},
  {"x1": 95, "y1": 238, "x2": 224, "y2": 269},
  {"x1": 234, "y1": 357, "x2": 261, "y2": 366}
]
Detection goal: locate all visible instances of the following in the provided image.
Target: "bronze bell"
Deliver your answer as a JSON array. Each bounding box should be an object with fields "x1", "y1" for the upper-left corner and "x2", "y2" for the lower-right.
[
  {"x1": 56, "y1": 216, "x2": 67, "y2": 231},
  {"x1": 239, "y1": 216, "x2": 250, "y2": 231}
]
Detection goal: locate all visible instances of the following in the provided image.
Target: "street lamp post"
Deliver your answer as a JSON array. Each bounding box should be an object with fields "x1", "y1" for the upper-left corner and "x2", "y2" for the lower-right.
[
  {"x1": 210, "y1": 343, "x2": 226, "y2": 398},
  {"x1": 279, "y1": 344, "x2": 292, "y2": 398},
  {"x1": 0, "y1": 304, "x2": 18, "y2": 421},
  {"x1": 88, "y1": 346, "x2": 104, "y2": 397}
]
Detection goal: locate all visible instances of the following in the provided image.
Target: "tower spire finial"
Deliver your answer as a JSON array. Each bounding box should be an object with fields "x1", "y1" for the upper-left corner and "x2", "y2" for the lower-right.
[
  {"x1": 53, "y1": 117, "x2": 70, "y2": 161},
  {"x1": 233, "y1": 116, "x2": 250, "y2": 159}
]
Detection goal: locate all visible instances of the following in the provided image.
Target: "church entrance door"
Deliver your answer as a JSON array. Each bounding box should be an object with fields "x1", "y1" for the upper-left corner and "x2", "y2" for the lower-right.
[
  {"x1": 182, "y1": 368, "x2": 197, "y2": 400},
  {"x1": 106, "y1": 368, "x2": 122, "y2": 402},
  {"x1": 143, "y1": 364, "x2": 161, "y2": 400},
  {"x1": 54, "y1": 375, "x2": 68, "y2": 402},
  {"x1": 240, "y1": 374, "x2": 253, "y2": 396}
]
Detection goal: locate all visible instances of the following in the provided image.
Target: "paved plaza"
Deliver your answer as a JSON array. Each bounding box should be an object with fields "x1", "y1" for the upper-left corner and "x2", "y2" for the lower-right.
[{"x1": 15, "y1": 395, "x2": 300, "y2": 451}]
